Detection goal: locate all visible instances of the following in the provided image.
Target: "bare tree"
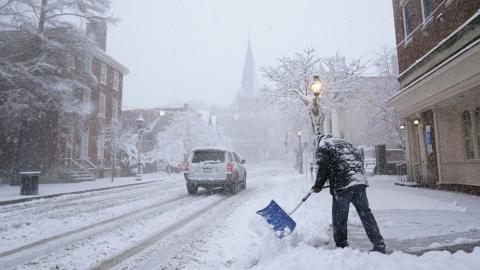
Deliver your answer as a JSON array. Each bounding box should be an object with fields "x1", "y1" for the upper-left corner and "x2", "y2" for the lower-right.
[
  {"x1": 1, "y1": 0, "x2": 114, "y2": 32},
  {"x1": 0, "y1": 0, "x2": 115, "y2": 182},
  {"x1": 148, "y1": 113, "x2": 231, "y2": 163},
  {"x1": 261, "y1": 48, "x2": 367, "y2": 137},
  {"x1": 365, "y1": 46, "x2": 404, "y2": 148},
  {"x1": 0, "y1": 0, "x2": 113, "y2": 133}
]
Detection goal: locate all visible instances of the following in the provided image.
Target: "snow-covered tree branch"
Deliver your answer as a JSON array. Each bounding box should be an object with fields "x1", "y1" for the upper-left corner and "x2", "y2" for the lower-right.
[
  {"x1": 364, "y1": 46, "x2": 404, "y2": 148},
  {"x1": 0, "y1": 0, "x2": 113, "y2": 136},
  {"x1": 261, "y1": 48, "x2": 367, "y2": 137},
  {"x1": 146, "y1": 113, "x2": 231, "y2": 163}
]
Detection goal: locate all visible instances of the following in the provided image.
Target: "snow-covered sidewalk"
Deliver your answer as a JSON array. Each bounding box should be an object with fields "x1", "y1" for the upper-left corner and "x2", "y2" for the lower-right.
[
  {"x1": 182, "y1": 163, "x2": 480, "y2": 270},
  {"x1": 0, "y1": 173, "x2": 169, "y2": 204}
]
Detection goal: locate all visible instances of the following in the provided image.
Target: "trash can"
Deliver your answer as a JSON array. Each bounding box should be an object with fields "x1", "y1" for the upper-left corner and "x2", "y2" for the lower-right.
[{"x1": 20, "y1": 171, "x2": 40, "y2": 195}]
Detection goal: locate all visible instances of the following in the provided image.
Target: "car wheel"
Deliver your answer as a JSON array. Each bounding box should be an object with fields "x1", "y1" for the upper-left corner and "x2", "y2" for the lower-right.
[
  {"x1": 186, "y1": 182, "x2": 198, "y2": 195},
  {"x1": 230, "y1": 174, "x2": 239, "y2": 195}
]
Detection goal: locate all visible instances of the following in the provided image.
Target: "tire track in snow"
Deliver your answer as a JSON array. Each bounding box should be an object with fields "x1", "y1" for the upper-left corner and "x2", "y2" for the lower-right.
[
  {"x1": 0, "y1": 194, "x2": 191, "y2": 260},
  {"x1": 91, "y1": 195, "x2": 233, "y2": 270},
  {"x1": 119, "y1": 187, "x2": 258, "y2": 270},
  {"x1": 0, "y1": 180, "x2": 168, "y2": 214}
]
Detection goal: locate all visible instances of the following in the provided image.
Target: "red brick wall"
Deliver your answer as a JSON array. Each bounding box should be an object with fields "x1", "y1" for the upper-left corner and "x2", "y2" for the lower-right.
[
  {"x1": 393, "y1": 0, "x2": 480, "y2": 73},
  {"x1": 90, "y1": 57, "x2": 123, "y2": 166}
]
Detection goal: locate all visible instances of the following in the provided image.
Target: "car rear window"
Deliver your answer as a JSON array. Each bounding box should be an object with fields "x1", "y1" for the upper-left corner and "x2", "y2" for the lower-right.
[{"x1": 191, "y1": 150, "x2": 225, "y2": 163}]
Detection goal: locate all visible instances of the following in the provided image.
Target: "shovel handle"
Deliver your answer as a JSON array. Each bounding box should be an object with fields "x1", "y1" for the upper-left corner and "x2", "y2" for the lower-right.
[
  {"x1": 289, "y1": 191, "x2": 313, "y2": 215},
  {"x1": 302, "y1": 191, "x2": 312, "y2": 201},
  {"x1": 289, "y1": 185, "x2": 330, "y2": 215}
]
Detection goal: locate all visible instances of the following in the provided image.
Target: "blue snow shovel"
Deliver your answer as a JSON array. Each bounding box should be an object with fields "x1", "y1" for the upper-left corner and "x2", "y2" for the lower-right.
[{"x1": 256, "y1": 186, "x2": 328, "y2": 238}]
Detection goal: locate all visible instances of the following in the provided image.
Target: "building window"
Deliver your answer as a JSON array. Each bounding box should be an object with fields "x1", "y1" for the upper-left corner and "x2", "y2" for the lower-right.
[
  {"x1": 97, "y1": 130, "x2": 105, "y2": 162},
  {"x1": 100, "y1": 62, "x2": 108, "y2": 85},
  {"x1": 80, "y1": 127, "x2": 89, "y2": 159},
  {"x1": 462, "y1": 110, "x2": 475, "y2": 160},
  {"x1": 83, "y1": 88, "x2": 91, "y2": 113},
  {"x1": 112, "y1": 98, "x2": 118, "y2": 120},
  {"x1": 421, "y1": 0, "x2": 433, "y2": 25},
  {"x1": 84, "y1": 54, "x2": 93, "y2": 73},
  {"x1": 402, "y1": 2, "x2": 413, "y2": 43},
  {"x1": 112, "y1": 71, "x2": 120, "y2": 90},
  {"x1": 99, "y1": 93, "x2": 106, "y2": 117}
]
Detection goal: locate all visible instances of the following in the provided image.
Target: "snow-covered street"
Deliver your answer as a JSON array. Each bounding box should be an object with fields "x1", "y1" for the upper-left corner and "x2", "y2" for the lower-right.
[{"x1": 0, "y1": 163, "x2": 479, "y2": 269}]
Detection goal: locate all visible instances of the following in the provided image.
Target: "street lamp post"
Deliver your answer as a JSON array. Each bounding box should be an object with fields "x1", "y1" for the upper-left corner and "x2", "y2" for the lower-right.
[
  {"x1": 135, "y1": 114, "x2": 145, "y2": 181},
  {"x1": 310, "y1": 75, "x2": 327, "y2": 133},
  {"x1": 297, "y1": 129, "x2": 303, "y2": 174},
  {"x1": 309, "y1": 75, "x2": 326, "y2": 177}
]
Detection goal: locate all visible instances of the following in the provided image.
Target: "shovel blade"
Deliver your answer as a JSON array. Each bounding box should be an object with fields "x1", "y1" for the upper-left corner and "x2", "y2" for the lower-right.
[{"x1": 256, "y1": 200, "x2": 296, "y2": 238}]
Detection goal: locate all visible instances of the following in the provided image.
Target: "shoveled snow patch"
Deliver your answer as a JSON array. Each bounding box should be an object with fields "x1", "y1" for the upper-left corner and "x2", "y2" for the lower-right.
[{"x1": 183, "y1": 164, "x2": 480, "y2": 270}]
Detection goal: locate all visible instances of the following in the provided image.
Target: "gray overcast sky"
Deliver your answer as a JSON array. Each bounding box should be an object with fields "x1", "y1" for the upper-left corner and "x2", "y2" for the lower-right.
[{"x1": 107, "y1": 0, "x2": 396, "y2": 109}]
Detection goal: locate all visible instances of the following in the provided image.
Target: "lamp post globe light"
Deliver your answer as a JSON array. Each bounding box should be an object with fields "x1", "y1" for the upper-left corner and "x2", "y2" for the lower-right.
[
  {"x1": 309, "y1": 75, "x2": 327, "y2": 136},
  {"x1": 135, "y1": 114, "x2": 145, "y2": 181},
  {"x1": 311, "y1": 75, "x2": 326, "y2": 99},
  {"x1": 297, "y1": 129, "x2": 303, "y2": 174}
]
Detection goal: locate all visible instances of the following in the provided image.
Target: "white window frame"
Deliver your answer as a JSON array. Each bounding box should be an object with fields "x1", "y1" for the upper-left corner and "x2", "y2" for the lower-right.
[
  {"x1": 402, "y1": 1, "x2": 413, "y2": 45},
  {"x1": 97, "y1": 130, "x2": 105, "y2": 161},
  {"x1": 112, "y1": 98, "x2": 118, "y2": 120},
  {"x1": 99, "y1": 93, "x2": 106, "y2": 117},
  {"x1": 100, "y1": 62, "x2": 108, "y2": 85},
  {"x1": 80, "y1": 127, "x2": 89, "y2": 159},
  {"x1": 83, "y1": 88, "x2": 91, "y2": 113},
  {"x1": 420, "y1": 0, "x2": 433, "y2": 26},
  {"x1": 112, "y1": 70, "x2": 120, "y2": 91},
  {"x1": 84, "y1": 54, "x2": 93, "y2": 73}
]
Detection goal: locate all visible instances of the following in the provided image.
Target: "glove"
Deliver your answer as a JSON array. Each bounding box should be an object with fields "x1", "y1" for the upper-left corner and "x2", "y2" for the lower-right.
[{"x1": 311, "y1": 185, "x2": 322, "y2": 193}]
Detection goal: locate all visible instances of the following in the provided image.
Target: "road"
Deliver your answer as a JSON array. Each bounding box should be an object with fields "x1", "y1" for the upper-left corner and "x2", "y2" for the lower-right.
[
  {"x1": 0, "y1": 169, "x2": 260, "y2": 270},
  {"x1": 1, "y1": 164, "x2": 480, "y2": 270}
]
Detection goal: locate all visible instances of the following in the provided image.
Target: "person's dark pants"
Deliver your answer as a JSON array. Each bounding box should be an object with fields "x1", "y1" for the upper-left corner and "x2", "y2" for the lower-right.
[{"x1": 332, "y1": 184, "x2": 385, "y2": 249}]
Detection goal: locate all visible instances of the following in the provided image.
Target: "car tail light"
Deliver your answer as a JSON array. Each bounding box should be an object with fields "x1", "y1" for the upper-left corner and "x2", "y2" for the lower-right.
[
  {"x1": 184, "y1": 162, "x2": 189, "y2": 173},
  {"x1": 227, "y1": 163, "x2": 233, "y2": 173}
]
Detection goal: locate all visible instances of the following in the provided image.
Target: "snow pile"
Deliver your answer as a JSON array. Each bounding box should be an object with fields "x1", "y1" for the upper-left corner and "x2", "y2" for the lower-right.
[{"x1": 185, "y1": 164, "x2": 480, "y2": 270}]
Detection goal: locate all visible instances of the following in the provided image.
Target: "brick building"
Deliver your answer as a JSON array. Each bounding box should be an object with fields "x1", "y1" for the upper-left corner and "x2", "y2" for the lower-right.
[
  {"x1": 0, "y1": 23, "x2": 128, "y2": 183},
  {"x1": 388, "y1": 0, "x2": 480, "y2": 190}
]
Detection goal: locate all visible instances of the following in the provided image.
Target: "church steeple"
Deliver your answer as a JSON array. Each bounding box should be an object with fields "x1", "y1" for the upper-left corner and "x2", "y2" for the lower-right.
[{"x1": 240, "y1": 38, "x2": 257, "y2": 94}]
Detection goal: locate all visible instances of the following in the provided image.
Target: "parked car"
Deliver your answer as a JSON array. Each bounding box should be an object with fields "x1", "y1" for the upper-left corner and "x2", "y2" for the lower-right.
[
  {"x1": 156, "y1": 159, "x2": 169, "y2": 172},
  {"x1": 167, "y1": 161, "x2": 183, "y2": 174},
  {"x1": 184, "y1": 147, "x2": 247, "y2": 195}
]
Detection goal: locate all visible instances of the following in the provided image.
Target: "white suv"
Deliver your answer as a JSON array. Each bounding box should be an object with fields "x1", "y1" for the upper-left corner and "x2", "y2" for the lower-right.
[{"x1": 184, "y1": 148, "x2": 247, "y2": 195}]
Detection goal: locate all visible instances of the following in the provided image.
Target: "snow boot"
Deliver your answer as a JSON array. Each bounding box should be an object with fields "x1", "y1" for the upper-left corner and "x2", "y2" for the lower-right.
[{"x1": 369, "y1": 245, "x2": 386, "y2": 254}]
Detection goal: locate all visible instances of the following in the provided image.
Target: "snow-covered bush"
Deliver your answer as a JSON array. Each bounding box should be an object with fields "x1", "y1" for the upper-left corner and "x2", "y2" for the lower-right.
[{"x1": 0, "y1": 0, "x2": 114, "y2": 134}]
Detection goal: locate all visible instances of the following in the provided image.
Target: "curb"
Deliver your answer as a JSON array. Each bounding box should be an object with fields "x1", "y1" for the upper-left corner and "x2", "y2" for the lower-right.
[
  {"x1": 0, "y1": 180, "x2": 163, "y2": 207},
  {"x1": 407, "y1": 240, "x2": 480, "y2": 256},
  {"x1": 394, "y1": 182, "x2": 423, "y2": 188}
]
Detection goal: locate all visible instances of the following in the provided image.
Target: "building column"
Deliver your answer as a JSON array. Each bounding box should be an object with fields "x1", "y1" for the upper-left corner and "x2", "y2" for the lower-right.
[
  {"x1": 417, "y1": 122, "x2": 428, "y2": 184},
  {"x1": 404, "y1": 121, "x2": 415, "y2": 182},
  {"x1": 432, "y1": 108, "x2": 444, "y2": 184}
]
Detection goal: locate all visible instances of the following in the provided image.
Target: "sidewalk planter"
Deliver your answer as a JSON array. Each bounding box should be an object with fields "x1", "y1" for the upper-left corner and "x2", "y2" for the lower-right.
[{"x1": 20, "y1": 171, "x2": 40, "y2": 195}]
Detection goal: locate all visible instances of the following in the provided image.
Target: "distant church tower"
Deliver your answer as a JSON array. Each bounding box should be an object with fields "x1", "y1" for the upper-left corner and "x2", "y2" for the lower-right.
[{"x1": 237, "y1": 38, "x2": 258, "y2": 113}]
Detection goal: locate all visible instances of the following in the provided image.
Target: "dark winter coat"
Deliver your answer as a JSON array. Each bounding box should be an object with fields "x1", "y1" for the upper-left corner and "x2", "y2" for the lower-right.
[{"x1": 314, "y1": 135, "x2": 368, "y2": 195}]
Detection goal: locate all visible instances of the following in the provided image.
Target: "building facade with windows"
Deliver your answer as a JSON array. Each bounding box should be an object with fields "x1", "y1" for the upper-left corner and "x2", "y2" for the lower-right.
[
  {"x1": 0, "y1": 23, "x2": 128, "y2": 183},
  {"x1": 56, "y1": 24, "x2": 128, "y2": 182},
  {"x1": 389, "y1": 0, "x2": 480, "y2": 191}
]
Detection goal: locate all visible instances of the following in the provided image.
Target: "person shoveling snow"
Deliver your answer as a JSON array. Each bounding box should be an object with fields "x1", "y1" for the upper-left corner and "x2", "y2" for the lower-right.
[{"x1": 311, "y1": 134, "x2": 386, "y2": 254}]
